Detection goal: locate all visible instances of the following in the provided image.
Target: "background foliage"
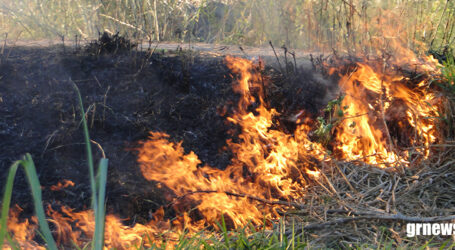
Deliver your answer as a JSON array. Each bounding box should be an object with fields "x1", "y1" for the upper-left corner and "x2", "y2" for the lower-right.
[{"x1": 0, "y1": 0, "x2": 454, "y2": 52}]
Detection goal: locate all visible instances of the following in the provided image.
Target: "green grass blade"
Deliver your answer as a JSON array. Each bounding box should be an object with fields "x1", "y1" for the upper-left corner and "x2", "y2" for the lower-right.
[
  {"x1": 94, "y1": 158, "x2": 108, "y2": 250},
  {"x1": 71, "y1": 79, "x2": 98, "y2": 210},
  {"x1": 0, "y1": 161, "x2": 20, "y2": 249},
  {"x1": 22, "y1": 153, "x2": 58, "y2": 250},
  {"x1": 220, "y1": 214, "x2": 230, "y2": 249},
  {"x1": 1, "y1": 83, "x2": 108, "y2": 249},
  {"x1": 73, "y1": 80, "x2": 110, "y2": 249},
  {"x1": 1, "y1": 157, "x2": 58, "y2": 249}
]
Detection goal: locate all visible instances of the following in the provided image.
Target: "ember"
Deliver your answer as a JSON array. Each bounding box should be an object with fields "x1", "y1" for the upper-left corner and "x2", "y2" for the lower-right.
[{"x1": 50, "y1": 180, "x2": 75, "y2": 191}]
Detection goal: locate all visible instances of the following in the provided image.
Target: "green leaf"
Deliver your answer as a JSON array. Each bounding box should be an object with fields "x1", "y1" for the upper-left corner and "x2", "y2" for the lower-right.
[
  {"x1": 0, "y1": 155, "x2": 58, "y2": 250},
  {"x1": 94, "y1": 158, "x2": 109, "y2": 250},
  {"x1": 0, "y1": 161, "x2": 20, "y2": 250}
]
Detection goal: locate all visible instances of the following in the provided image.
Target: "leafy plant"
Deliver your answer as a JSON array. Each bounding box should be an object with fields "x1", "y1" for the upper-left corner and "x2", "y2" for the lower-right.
[{"x1": 314, "y1": 95, "x2": 346, "y2": 146}]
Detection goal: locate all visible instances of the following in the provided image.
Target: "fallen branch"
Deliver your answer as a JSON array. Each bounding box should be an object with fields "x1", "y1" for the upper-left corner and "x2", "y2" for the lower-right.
[{"x1": 167, "y1": 190, "x2": 306, "y2": 210}]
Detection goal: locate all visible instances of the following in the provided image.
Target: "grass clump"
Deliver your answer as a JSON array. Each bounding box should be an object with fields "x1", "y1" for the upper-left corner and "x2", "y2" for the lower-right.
[
  {"x1": 0, "y1": 154, "x2": 57, "y2": 250},
  {"x1": 0, "y1": 82, "x2": 109, "y2": 250}
]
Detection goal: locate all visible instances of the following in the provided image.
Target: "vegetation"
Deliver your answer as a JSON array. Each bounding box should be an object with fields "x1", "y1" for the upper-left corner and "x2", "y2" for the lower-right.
[
  {"x1": 135, "y1": 220, "x2": 454, "y2": 249},
  {"x1": 0, "y1": 85, "x2": 108, "y2": 250},
  {"x1": 314, "y1": 95, "x2": 345, "y2": 146},
  {"x1": 0, "y1": 154, "x2": 57, "y2": 250},
  {"x1": 0, "y1": 0, "x2": 454, "y2": 52},
  {"x1": 439, "y1": 49, "x2": 455, "y2": 140},
  {"x1": 441, "y1": 50, "x2": 455, "y2": 92}
]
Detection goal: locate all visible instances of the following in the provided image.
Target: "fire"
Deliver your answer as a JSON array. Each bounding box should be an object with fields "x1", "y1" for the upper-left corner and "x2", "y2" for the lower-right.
[
  {"x1": 0, "y1": 4, "x2": 446, "y2": 247},
  {"x1": 2, "y1": 206, "x2": 44, "y2": 250},
  {"x1": 333, "y1": 60, "x2": 441, "y2": 166},
  {"x1": 46, "y1": 205, "x2": 169, "y2": 249},
  {"x1": 136, "y1": 53, "x2": 443, "y2": 244},
  {"x1": 322, "y1": 9, "x2": 443, "y2": 166},
  {"x1": 137, "y1": 56, "x2": 326, "y2": 232},
  {"x1": 138, "y1": 131, "x2": 268, "y2": 229},
  {"x1": 2, "y1": 54, "x2": 443, "y2": 248},
  {"x1": 1, "y1": 55, "x2": 327, "y2": 249}
]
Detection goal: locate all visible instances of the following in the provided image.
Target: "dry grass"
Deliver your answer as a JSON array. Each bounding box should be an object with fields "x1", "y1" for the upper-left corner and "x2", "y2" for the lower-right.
[
  {"x1": 0, "y1": 0, "x2": 453, "y2": 53},
  {"x1": 279, "y1": 146, "x2": 455, "y2": 247}
]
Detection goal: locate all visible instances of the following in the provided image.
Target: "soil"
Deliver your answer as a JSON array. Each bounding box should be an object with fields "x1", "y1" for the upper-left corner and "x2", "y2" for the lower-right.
[{"x1": 0, "y1": 41, "x2": 336, "y2": 225}]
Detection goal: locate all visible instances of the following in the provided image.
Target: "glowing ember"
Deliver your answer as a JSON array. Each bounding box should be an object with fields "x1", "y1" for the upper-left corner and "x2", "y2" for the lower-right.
[{"x1": 50, "y1": 180, "x2": 75, "y2": 191}]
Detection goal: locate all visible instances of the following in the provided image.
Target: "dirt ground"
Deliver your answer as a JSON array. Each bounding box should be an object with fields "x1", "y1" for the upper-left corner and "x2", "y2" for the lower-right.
[{"x1": 0, "y1": 41, "x2": 334, "y2": 225}]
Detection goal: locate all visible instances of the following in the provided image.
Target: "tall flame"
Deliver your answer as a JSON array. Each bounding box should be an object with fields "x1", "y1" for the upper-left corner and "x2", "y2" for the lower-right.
[{"x1": 137, "y1": 56, "x2": 326, "y2": 232}]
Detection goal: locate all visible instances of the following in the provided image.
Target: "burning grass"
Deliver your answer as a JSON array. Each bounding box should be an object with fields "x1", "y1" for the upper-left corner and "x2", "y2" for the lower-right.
[{"x1": 0, "y1": 39, "x2": 455, "y2": 248}]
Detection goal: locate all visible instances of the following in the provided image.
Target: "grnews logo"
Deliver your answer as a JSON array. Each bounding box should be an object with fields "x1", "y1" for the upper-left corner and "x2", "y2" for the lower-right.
[{"x1": 407, "y1": 223, "x2": 455, "y2": 237}]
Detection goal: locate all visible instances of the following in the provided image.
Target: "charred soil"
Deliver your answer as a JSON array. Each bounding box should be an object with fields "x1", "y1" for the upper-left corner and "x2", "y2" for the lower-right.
[{"x1": 0, "y1": 43, "x2": 333, "y2": 226}]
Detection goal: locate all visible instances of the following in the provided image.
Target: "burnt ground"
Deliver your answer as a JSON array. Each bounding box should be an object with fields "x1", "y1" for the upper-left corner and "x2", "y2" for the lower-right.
[{"x1": 0, "y1": 44, "x2": 335, "y2": 225}]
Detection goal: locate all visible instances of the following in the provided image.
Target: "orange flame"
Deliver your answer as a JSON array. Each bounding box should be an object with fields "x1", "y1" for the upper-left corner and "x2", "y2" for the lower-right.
[
  {"x1": 324, "y1": 8, "x2": 443, "y2": 166},
  {"x1": 46, "y1": 205, "x2": 169, "y2": 249},
  {"x1": 137, "y1": 56, "x2": 326, "y2": 232},
  {"x1": 3, "y1": 55, "x2": 327, "y2": 249},
  {"x1": 2, "y1": 205, "x2": 44, "y2": 250},
  {"x1": 334, "y1": 61, "x2": 441, "y2": 166}
]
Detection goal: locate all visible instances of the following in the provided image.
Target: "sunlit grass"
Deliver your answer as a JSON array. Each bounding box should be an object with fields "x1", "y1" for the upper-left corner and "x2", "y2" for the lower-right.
[{"x1": 0, "y1": 0, "x2": 453, "y2": 52}]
